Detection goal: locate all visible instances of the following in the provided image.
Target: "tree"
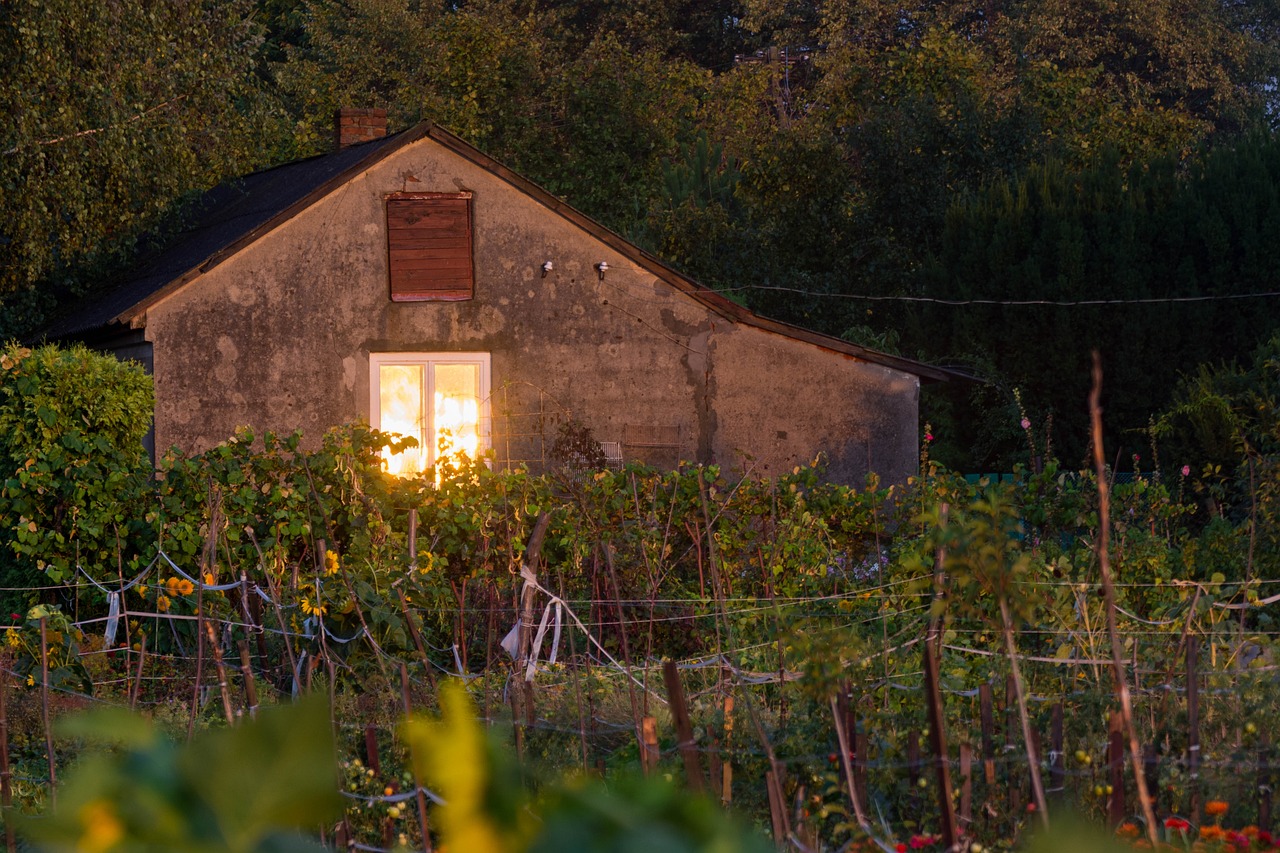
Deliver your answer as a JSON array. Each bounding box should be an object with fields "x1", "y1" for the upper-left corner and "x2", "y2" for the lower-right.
[{"x1": 0, "y1": 0, "x2": 287, "y2": 336}]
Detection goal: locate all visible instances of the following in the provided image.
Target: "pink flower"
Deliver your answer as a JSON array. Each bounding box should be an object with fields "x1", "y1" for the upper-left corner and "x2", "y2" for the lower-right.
[
  {"x1": 1020, "y1": 417, "x2": 1031, "y2": 430},
  {"x1": 1181, "y1": 465, "x2": 1191, "y2": 477},
  {"x1": 924, "y1": 432, "x2": 933, "y2": 443}
]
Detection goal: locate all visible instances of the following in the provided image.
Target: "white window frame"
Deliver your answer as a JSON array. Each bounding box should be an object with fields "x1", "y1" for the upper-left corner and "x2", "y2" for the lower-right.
[{"x1": 369, "y1": 352, "x2": 491, "y2": 472}]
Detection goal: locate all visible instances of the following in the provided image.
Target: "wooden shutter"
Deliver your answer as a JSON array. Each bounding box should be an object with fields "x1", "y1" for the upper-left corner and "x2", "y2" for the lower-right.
[{"x1": 386, "y1": 192, "x2": 474, "y2": 301}]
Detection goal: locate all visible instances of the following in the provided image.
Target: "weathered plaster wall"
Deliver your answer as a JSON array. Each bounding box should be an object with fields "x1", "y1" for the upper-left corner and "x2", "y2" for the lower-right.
[
  {"x1": 706, "y1": 324, "x2": 920, "y2": 485},
  {"x1": 144, "y1": 135, "x2": 918, "y2": 484}
]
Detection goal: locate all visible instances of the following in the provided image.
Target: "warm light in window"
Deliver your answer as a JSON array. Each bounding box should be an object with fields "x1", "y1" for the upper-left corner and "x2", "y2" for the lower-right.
[
  {"x1": 376, "y1": 359, "x2": 484, "y2": 476},
  {"x1": 433, "y1": 362, "x2": 480, "y2": 463},
  {"x1": 379, "y1": 365, "x2": 425, "y2": 475}
]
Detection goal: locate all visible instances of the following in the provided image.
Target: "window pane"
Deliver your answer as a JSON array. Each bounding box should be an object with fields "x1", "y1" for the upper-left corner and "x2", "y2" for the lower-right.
[
  {"x1": 433, "y1": 362, "x2": 480, "y2": 463},
  {"x1": 379, "y1": 364, "x2": 425, "y2": 475}
]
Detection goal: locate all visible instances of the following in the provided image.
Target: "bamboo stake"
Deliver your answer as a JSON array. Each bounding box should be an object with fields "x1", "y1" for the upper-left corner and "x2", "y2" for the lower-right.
[
  {"x1": 1000, "y1": 613, "x2": 1049, "y2": 826},
  {"x1": 1090, "y1": 352, "x2": 1160, "y2": 848},
  {"x1": 924, "y1": 506, "x2": 959, "y2": 848},
  {"x1": 38, "y1": 618, "x2": 55, "y2": 807},
  {"x1": 831, "y1": 693, "x2": 869, "y2": 829},
  {"x1": 1188, "y1": 636, "x2": 1201, "y2": 824}
]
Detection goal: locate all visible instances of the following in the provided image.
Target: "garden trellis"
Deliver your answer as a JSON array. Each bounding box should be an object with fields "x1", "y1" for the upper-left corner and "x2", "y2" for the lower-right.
[{"x1": 1, "y1": 557, "x2": 1278, "y2": 851}]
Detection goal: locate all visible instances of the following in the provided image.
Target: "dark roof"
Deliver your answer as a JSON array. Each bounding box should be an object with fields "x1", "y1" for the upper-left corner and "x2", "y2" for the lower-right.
[
  {"x1": 42, "y1": 131, "x2": 410, "y2": 340},
  {"x1": 43, "y1": 122, "x2": 963, "y2": 383}
]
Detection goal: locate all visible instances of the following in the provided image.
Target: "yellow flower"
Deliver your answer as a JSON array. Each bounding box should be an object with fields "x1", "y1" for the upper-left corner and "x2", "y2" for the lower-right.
[
  {"x1": 25, "y1": 674, "x2": 34, "y2": 687},
  {"x1": 176, "y1": 579, "x2": 194, "y2": 596},
  {"x1": 77, "y1": 799, "x2": 124, "y2": 853},
  {"x1": 300, "y1": 597, "x2": 326, "y2": 617},
  {"x1": 157, "y1": 595, "x2": 171, "y2": 612},
  {"x1": 203, "y1": 572, "x2": 216, "y2": 586},
  {"x1": 324, "y1": 551, "x2": 340, "y2": 576},
  {"x1": 165, "y1": 577, "x2": 181, "y2": 596},
  {"x1": 136, "y1": 585, "x2": 148, "y2": 598},
  {"x1": 5, "y1": 629, "x2": 20, "y2": 648}
]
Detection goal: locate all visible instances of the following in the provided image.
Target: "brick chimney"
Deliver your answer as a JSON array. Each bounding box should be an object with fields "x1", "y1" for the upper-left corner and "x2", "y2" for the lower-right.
[{"x1": 335, "y1": 107, "x2": 388, "y2": 149}]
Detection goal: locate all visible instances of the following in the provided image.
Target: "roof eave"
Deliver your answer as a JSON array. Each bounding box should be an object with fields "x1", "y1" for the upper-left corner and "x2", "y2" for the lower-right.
[{"x1": 113, "y1": 125, "x2": 433, "y2": 329}]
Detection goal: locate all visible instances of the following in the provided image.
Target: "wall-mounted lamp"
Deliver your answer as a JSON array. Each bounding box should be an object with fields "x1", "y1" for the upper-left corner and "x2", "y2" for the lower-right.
[
  {"x1": 541, "y1": 261, "x2": 553, "y2": 278},
  {"x1": 595, "y1": 261, "x2": 609, "y2": 281}
]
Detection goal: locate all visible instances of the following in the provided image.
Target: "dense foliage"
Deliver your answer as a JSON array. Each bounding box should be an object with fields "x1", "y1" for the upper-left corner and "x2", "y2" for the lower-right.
[
  {"x1": 0, "y1": 342, "x2": 1277, "y2": 849},
  {"x1": 6, "y1": 0, "x2": 1280, "y2": 463}
]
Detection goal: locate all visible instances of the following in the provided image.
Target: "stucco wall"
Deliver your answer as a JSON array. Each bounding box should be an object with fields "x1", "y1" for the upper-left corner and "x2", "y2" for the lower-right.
[
  {"x1": 143, "y1": 135, "x2": 918, "y2": 484},
  {"x1": 706, "y1": 323, "x2": 919, "y2": 485}
]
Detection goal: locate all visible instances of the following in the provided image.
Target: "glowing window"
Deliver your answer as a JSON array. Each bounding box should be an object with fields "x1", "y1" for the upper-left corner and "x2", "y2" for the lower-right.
[{"x1": 369, "y1": 353, "x2": 490, "y2": 475}]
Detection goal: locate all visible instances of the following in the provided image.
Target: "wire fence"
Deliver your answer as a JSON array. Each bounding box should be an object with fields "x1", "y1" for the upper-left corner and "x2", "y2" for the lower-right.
[{"x1": 0, "y1": 539, "x2": 1276, "y2": 851}]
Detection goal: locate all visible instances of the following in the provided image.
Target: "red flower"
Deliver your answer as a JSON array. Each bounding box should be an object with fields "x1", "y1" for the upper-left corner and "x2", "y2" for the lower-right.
[
  {"x1": 896, "y1": 844, "x2": 907, "y2": 853},
  {"x1": 1165, "y1": 817, "x2": 1191, "y2": 832}
]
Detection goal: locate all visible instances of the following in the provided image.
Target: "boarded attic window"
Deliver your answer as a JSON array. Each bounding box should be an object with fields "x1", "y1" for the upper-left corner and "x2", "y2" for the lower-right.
[{"x1": 386, "y1": 192, "x2": 474, "y2": 301}]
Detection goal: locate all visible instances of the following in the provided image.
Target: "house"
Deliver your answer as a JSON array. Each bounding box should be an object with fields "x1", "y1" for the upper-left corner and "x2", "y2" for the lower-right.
[{"x1": 44, "y1": 109, "x2": 957, "y2": 485}]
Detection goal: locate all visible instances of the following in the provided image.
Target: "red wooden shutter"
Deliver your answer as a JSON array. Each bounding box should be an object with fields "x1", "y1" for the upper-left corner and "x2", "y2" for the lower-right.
[{"x1": 386, "y1": 192, "x2": 474, "y2": 301}]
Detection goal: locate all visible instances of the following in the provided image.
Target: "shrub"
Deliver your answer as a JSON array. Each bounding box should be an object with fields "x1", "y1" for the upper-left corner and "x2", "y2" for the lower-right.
[{"x1": 0, "y1": 342, "x2": 153, "y2": 593}]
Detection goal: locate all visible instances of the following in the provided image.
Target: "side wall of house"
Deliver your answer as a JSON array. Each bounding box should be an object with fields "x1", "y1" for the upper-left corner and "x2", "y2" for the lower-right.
[
  {"x1": 143, "y1": 136, "x2": 917, "y2": 484},
  {"x1": 706, "y1": 324, "x2": 920, "y2": 486}
]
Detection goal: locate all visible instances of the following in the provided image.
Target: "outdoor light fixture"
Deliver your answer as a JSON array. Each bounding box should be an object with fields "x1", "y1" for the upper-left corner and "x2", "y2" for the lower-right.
[
  {"x1": 595, "y1": 261, "x2": 609, "y2": 280},
  {"x1": 541, "y1": 261, "x2": 553, "y2": 278}
]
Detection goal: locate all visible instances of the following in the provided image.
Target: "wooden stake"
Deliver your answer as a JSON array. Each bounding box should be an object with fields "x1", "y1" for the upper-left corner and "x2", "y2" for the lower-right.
[
  {"x1": 408, "y1": 508, "x2": 418, "y2": 569},
  {"x1": 238, "y1": 640, "x2": 258, "y2": 720},
  {"x1": 662, "y1": 660, "x2": 705, "y2": 792},
  {"x1": 0, "y1": 653, "x2": 15, "y2": 853},
  {"x1": 1049, "y1": 702, "x2": 1065, "y2": 805},
  {"x1": 400, "y1": 664, "x2": 434, "y2": 853},
  {"x1": 980, "y1": 683, "x2": 996, "y2": 786},
  {"x1": 1107, "y1": 711, "x2": 1125, "y2": 826},
  {"x1": 766, "y1": 769, "x2": 787, "y2": 848},
  {"x1": 395, "y1": 586, "x2": 438, "y2": 693},
  {"x1": 922, "y1": 510, "x2": 958, "y2": 849},
  {"x1": 130, "y1": 634, "x2": 147, "y2": 711},
  {"x1": 722, "y1": 694, "x2": 735, "y2": 805},
  {"x1": 641, "y1": 716, "x2": 660, "y2": 776},
  {"x1": 959, "y1": 743, "x2": 974, "y2": 829},
  {"x1": 365, "y1": 724, "x2": 381, "y2": 775},
  {"x1": 204, "y1": 619, "x2": 236, "y2": 725},
  {"x1": 923, "y1": 637, "x2": 959, "y2": 847},
  {"x1": 1187, "y1": 635, "x2": 1201, "y2": 825},
  {"x1": 1260, "y1": 732, "x2": 1273, "y2": 832}
]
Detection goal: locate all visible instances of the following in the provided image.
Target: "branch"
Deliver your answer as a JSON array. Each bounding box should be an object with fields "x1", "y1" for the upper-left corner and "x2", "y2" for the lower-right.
[{"x1": 3, "y1": 95, "x2": 187, "y2": 156}]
